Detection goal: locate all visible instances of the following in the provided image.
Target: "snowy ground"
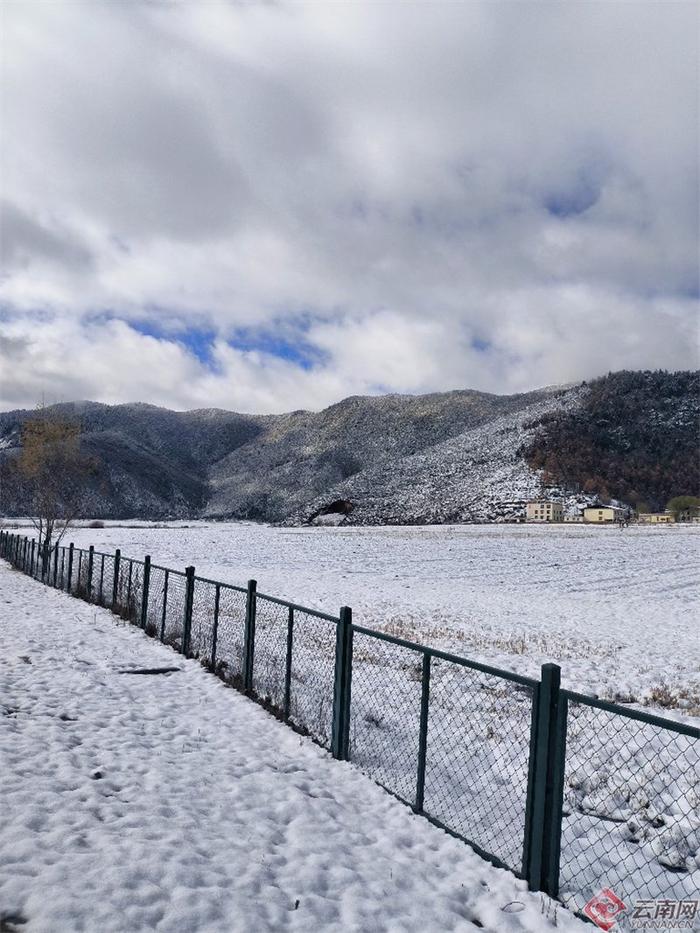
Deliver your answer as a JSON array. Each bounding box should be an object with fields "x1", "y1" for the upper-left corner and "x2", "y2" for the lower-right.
[
  {"x1": 14, "y1": 519, "x2": 699, "y2": 712},
  {"x1": 0, "y1": 562, "x2": 585, "y2": 933}
]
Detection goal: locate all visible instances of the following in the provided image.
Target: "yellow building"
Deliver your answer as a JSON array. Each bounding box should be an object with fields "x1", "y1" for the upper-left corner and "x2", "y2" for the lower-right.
[
  {"x1": 583, "y1": 506, "x2": 627, "y2": 523},
  {"x1": 637, "y1": 513, "x2": 675, "y2": 524},
  {"x1": 526, "y1": 501, "x2": 564, "y2": 522}
]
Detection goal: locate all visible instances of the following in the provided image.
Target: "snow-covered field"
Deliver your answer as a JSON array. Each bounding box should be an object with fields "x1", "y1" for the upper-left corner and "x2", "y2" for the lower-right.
[
  {"x1": 0, "y1": 563, "x2": 585, "y2": 933},
  {"x1": 14, "y1": 520, "x2": 699, "y2": 711}
]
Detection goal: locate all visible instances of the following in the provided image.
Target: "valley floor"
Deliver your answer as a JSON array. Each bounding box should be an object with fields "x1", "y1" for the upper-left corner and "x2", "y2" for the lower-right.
[
  {"x1": 24, "y1": 520, "x2": 700, "y2": 716},
  {"x1": 0, "y1": 562, "x2": 583, "y2": 933}
]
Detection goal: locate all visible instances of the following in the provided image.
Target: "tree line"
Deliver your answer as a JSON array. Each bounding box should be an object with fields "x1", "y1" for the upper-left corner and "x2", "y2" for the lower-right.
[{"x1": 521, "y1": 370, "x2": 700, "y2": 511}]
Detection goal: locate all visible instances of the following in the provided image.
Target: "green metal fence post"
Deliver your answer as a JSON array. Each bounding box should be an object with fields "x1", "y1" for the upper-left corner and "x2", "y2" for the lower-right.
[
  {"x1": 524, "y1": 663, "x2": 567, "y2": 896},
  {"x1": 87, "y1": 545, "x2": 94, "y2": 601},
  {"x1": 331, "y1": 606, "x2": 353, "y2": 761},
  {"x1": 140, "y1": 556, "x2": 151, "y2": 630},
  {"x1": 112, "y1": 548, "x2": 121, "y2": 608},
  {"x1": 243, "y1": 579, "x2": 257, "y2": 692},
  {"x1": 543, "y1": 689, "x2": 567, "y2": 898},
  {"x1": 415, "y1": 652, "x2": 432, "y2": 812},
  {"x1": 182, "y1": 566, "x2": 195, "y2": 655},
  {"x1": 67, "y1": 543, "x2": 74, "y2": 592}
]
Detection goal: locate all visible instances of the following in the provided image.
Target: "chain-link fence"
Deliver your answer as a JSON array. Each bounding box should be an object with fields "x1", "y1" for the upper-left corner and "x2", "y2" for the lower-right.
[
  {"x1": 95, "y1": 552, "x2": 114, "y2": 608},
  {"x1": 559, "y1": 691, "x2": 699, "y2": 915},
  {"x1": 282, "y1": 604, "x2": 337, "y2": 748},
  {"x1": 1, "y1": 529, "x2": 697, "y2": 920},
  {"x1": 162, "y1": 568, "x2": 187, "y2": 650},
  {"x1": 213, "y1": 582, "x2": 247, "y2": 688},
  {"x1": 144, "y1": 563, "x2": 169, "y2": 639},
  {"x1": 250, "y1": 593, "x2": 290, "y2": 713},
  {"x1": 112, "y1": 557, "x2": 145, "y2": 623},
  {"x1": 190, "y1": 576, "x2": 218, "y2": 665},
  {"x1": 348, "y1": 627, "x2": 536, "y2": 875},
  {"x1": 349, "y1": 629, "x2": 424, "y2": 805}
]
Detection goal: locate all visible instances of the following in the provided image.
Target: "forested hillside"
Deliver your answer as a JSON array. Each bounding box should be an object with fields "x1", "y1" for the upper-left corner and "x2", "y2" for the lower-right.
[{"x1": 521, "y1": 371, "x2": 700, "y2": 510}]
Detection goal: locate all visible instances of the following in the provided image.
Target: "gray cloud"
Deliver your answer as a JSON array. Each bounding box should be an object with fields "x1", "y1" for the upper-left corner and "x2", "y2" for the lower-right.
[
  {"x1": 0, "y1": 0, "x2": 697, "y2": 412},
  {"x1": 0, "y1": 201, "x2": 93, "y2": 272}
]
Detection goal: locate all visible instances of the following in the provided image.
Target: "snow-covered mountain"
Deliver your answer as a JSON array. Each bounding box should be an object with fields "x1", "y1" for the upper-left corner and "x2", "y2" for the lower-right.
[{"x1": 0, "y1": 371, "x2": 696, "y2": 523}]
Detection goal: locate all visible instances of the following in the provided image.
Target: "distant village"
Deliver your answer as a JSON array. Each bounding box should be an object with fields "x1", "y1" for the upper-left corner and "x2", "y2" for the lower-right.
[{"x1": 522, "y1": 501, "x2": 700, "y2": 525}]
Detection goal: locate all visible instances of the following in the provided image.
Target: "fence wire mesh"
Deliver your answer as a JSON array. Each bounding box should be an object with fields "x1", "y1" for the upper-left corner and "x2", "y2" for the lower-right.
[
  {"x1": 57, "y1": 547, "x2": 67, "y2": 590},
  {"x1": 559, "y1": 697, "x2": 700, "y2": 913},
  {"x1": 287, "y1": 609, "x2": 336, "y2": 748},
  {"x1": 93, "y1": 552, "x2": 108, "y2": 607},
  {"x1": 145, "y1": 565, "x2": 169, "y2": 639},
  {"x1": 42, "y1": 546, "x2": 55, "y2": 586},
  {"x1": 214, "y1": 584, "x2": 246, "y2": 687},
  {"x1": 98, "y1": 553, "x2": 116, "y2": 607},
  {"x1": 69, "y1": 548, "x2": 82, "y2": 597},
  {"x1": 162, "y1": 569, "x2": 187, "y2": 650},
  {"x1": 190, "y1": 578, "x2": 217, "y2": 665},
  {"x1": 76, "y1": 549, "x2": 91, "y2": 600},
  {"x1": 349, "y1": 631, "x2": 424, "y2": 805},
  {"x1": 113, "y1": 558, "x2": 144, "y2": 623},
  {"x1": 251, "y1": 596, "x2": 290, "y2": 713},
  {"x1": 422, "y1": 658, "x2": 535, "y2": 873}
]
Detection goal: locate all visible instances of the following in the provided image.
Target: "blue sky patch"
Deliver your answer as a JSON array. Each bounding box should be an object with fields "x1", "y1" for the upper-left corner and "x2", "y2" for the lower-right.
[
  {"x1": 128, "y1": 319, "x2": 217, "y2": 367},
  {"x1": 228, "y1": 327, "x2": 328, "y2": 370}
]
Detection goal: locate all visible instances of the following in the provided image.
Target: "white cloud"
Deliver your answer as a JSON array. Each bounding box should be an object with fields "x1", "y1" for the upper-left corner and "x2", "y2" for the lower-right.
[{"x1": 0, "y1": 0, "x2": 698, "y2": 412}]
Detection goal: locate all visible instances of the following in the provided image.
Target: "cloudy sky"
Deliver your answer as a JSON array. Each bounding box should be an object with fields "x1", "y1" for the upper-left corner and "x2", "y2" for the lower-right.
[{"x1": 1, "y1": 0, "x2": 698, "y2": 413}]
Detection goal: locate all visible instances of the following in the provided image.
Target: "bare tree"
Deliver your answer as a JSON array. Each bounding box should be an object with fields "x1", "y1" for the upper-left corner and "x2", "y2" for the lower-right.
[{"x1": 18, "y1": 407, "x2": 91, "y2": 573}]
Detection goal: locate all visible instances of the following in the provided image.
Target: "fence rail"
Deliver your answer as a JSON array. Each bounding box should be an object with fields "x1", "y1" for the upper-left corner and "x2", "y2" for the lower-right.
[{"x1": 1, "y1": 529, "x2": 697, "y2": 918}]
